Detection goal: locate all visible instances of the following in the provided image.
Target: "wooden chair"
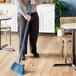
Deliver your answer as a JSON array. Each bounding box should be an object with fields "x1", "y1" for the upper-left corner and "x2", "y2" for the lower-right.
[
  {"x1": 0, "y1": 10, "x2": 11, "y2": 45},
  {"x1": 60, "y1": 17, "x2": 76, "y2": 63}
]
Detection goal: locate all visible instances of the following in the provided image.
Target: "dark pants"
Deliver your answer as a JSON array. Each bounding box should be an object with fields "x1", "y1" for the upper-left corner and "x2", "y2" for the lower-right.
[{"x1": 17, "y1": 12, "x2": 39, "y2": 55}]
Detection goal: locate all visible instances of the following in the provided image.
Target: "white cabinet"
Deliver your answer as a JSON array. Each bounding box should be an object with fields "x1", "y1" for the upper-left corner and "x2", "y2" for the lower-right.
[
  {"x1": 37, "y1": 4, "x2": 55, "y2": 33},
  {"x1": 0, "y1": 4, "x2": 17, "y2": 32}
]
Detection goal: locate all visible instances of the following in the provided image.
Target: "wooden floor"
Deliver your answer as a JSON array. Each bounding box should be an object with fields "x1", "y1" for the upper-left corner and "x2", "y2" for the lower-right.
[{"x1": 0, "y1": 34, "x2": 76, "y2": 76}]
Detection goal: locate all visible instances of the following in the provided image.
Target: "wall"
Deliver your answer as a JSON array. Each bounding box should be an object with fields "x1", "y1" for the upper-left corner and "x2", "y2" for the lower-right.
[
  {"x1": 0, "y1": 4, "x2": 17, "y2": 32},
  {"x1": 61, "y1": 0, "x2": 76, "y2": 16}
]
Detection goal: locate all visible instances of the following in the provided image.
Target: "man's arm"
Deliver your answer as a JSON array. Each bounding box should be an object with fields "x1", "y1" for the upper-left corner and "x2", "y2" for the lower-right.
[
  {"x1": 16, "y1": 0, "x2": 31, "y2": 21},
  {"x1": 36, "y1": 0, "x2": 44, "y2": 5},
  {"x1": 30, "y1": 0, "x2": 44, "y2": 5},
  {"x1": 16, "y1": 0, "x2": 27, "y2": 16}
]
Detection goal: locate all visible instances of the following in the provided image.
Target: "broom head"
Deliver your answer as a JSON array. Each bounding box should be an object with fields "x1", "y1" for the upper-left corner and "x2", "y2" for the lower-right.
[{"x1": 11, "y1": 62, "x2": 25, "y2": 75}]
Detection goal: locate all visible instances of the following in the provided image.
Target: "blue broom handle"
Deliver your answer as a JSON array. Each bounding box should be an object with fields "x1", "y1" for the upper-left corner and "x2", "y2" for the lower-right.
[{"x1": 19, "y1": 5, "x2": 32, "y2": 63}]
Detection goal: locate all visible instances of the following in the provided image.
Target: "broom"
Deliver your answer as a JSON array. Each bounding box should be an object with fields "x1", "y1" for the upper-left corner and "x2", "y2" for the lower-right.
[{"x1": 11, "y1": 4, "x2": 32, "y2": 75}]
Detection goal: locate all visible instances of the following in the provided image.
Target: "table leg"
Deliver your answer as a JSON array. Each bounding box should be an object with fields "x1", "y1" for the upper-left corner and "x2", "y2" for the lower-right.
[
  {"x1": 0, "y1": 20, "x2": 15, "y2": 51},
  {"x1": 53, "y1": 29, "x2": 76, "y2": 69},
  {"x1": 0, "y1": 21, "x2": 1, "y2": 48},
  {"x1": 72, "y1": 29, "x2": 76, "y2": 68}
]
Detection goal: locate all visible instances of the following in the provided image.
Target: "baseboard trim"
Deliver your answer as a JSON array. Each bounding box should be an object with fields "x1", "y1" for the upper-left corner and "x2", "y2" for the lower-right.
[{"x1": 39, "y1": 33, "x2": 56, "y2": 36}]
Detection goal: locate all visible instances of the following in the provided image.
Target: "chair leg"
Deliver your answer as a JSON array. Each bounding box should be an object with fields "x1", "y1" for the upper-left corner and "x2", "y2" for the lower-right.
[
  {"x1": 61, "y1": 40, "x2": 64, "y2": 57},
  {"x1": 64, "y1": 40, "x2": 67, "y2": 63},
  {"x1": 5, "y1": 31, "x2": 7, "y2": 42},
  {"x1": 9, "y1": 28, "x2": 11, "y2": 45}
]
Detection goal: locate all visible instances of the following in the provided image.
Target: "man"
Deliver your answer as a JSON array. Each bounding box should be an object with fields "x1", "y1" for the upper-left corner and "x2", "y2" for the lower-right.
[{"x1": 17, "y1": 0, "x2": 44, "y2": 60}]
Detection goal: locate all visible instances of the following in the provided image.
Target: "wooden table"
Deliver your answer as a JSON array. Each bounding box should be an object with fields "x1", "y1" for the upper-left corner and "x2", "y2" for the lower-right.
[
  {"x1": 0, "y1": 15, "x2": 15, "y2": 51},
  {"x1": 54, "y1": 23, "x2": 76, "y2": 69}
]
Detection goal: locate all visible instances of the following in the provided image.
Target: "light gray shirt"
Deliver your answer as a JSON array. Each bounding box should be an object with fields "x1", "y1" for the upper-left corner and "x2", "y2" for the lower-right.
[{"x1": 16, "y1": 0, "x2": 44, "y2": 16}]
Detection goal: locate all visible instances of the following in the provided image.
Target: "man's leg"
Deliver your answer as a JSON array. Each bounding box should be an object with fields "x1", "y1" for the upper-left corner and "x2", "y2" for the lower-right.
[
  {"x1": 29, "y1": 12, "x2": 39, "y2": 57},
  {"x1": 17, "y1": 13, "x2": 28, "y2": 59}
]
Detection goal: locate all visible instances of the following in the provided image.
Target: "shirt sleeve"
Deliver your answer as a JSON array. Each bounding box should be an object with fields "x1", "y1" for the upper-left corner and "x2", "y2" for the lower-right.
[
  {"x1": 36, "y1": 0, "x2": 44, "y2": 5},
  {"x1": 16, "y1": 0, "x2": 28, "y2": 16}
]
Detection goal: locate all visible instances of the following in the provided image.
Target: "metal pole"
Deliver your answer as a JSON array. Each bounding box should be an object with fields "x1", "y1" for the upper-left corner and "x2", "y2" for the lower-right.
[{"x1": 0, "y1": 21, "x2": 1, "y2": 48}]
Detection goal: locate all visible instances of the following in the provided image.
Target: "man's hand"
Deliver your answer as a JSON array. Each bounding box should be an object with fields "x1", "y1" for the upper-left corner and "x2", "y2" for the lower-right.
[
  {"x1": 24, "y1": 14, "x2": 31, "y2": 21},
  {"x1": 30, "y1": 0, "x2": 36, "y2": 5}
]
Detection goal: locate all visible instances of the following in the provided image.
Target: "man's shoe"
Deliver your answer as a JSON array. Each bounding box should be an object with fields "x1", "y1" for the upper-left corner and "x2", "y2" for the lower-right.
[
  {"x1": 21, "y1": 55, "x2": 25, "y2": 60},
  {"x1": 33, "y1": 53, "x2": 40, "y2": 58}
]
